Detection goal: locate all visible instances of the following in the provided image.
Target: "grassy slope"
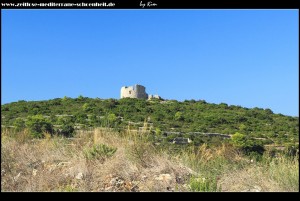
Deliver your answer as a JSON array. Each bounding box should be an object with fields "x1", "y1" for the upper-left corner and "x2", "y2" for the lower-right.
[{"x1": 1, "y1": 128, "x2": 298, "y2": 192}]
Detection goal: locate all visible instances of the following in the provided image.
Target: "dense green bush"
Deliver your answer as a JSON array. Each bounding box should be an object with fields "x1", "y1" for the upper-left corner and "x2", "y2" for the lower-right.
[
  {"x1": 13, "y1": 118, "x2": 26, "y2": 132},
  {"x1": 231, "y1": 132, "x2": 265, "y2": 155},
  {"x1": 25, "y1": 115, "x2": 54, "y2": 138},
  {"x1": 59, "y1": 124, "x2": 75, "y2": 137}
]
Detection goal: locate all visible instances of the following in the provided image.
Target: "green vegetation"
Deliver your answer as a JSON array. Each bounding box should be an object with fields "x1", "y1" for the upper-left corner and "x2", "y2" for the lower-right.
[
  {"x1": 231, "y1": 132, "x2": 265, "y2": 155},
  {"x1": 25, "y1": 115, "x2": 54, "y2": 138},
  {"x1": 84, "y1": 143, "x2": 117, "y2": 161},
  {"x1": 1, "y1": 97, "x2": 299, "y2": 155},
  {"x1": 189, "y1": 176, "x2": 221, "y2": 192},
  {"x1": 2, "y1": 98, "x2": 298, "y2": 134},
  {"x1": 59, "y1": 124, "x2": 75, "y2": 137}
]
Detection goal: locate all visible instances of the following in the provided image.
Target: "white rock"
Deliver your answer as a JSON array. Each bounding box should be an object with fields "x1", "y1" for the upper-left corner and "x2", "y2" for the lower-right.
[
  {"x1": 14, "y1": 172, "x2": 21, "y2": 181},
  {"x1": 110, "y1": 178, "x2": 118, "y2": 185},
  {"x1": 141, "y1": 175, "x2": 147, "y2": 180},
  {"x1": 32, "y1": 169, "x2": 38, "y2": 176},
  {"x1": 116, "y1": 180, "x2": 124, "y2": 187},
  {"x1": 105, "y1": 186, "x2": 113, "y2": 191},
  {"x1": 251, "y1": 185, "x2": 261, "y2": 192},
  {"x1": 75, "y1": 172, "x2": 84, "y2": 180}
]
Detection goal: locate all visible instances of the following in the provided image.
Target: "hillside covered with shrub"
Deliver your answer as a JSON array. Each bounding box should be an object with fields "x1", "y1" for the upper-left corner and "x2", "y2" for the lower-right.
[{"x1": 1, "y1": 96, "x2": 298, "y2": 145}]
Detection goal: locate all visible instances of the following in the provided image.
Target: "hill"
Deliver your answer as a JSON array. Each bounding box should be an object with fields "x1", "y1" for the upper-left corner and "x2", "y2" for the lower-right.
[
  {"x1": 1, "y1": 97, "x2": 299, "y2": 146},
  {"x1": 1, "y1": 97, "x2": 299, "y2": 192}
]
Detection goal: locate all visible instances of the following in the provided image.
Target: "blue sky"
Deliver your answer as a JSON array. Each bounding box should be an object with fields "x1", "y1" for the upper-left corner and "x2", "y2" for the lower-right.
[{"x1": 2, "y1": 10, "x2": 299, "y2": 116}]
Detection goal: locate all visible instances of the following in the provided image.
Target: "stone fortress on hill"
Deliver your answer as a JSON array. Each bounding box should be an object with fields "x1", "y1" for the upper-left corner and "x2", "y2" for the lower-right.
[{"x1": 120, "y1": 84, "x2": 161, "y2": 100}]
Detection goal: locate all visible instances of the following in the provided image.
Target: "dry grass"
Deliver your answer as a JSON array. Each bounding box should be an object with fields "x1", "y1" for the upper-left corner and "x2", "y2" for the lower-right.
[
  {"x1": 1, "y1": 128, "x2": 298, "y2": 192},
  {"x1": 266, "y1": 155, "x2": 299, "y2": 191},
  {"x1": 179, "y1": 143, "x2": 298, "y2": 192},
  {"x1": 219, "y1": 165, "x2": 283, "y2": 192},
  {"x1": 219, "y1": 155, "x2": 299, "y2": 192},
  {"x1": 1, "y1": 128, "x2": 192, "y2": 192}
]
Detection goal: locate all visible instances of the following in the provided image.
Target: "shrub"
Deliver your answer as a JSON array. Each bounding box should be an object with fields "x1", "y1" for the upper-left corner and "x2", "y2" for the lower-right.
[
  {"x1": 13, "y1": 118, "x2": 26, "y2": 132},
  {"x1": 231, "y1": 132, "x2": 247, "y2": 148},
  {"x1": 59, "y1": 124, "x2": 75, "y2": 137},
  {"x1": 155, "y1": 128, "x2": 162, "y2": 136},
  {"x1": 75, "y1": 112, "x2": 88, "y2": 124},
  {"x1": 128, "y1": 141, "x2": 154, "y2": 168},
  {"x1": 84, "y1": 144, "x2": 117, "y2": 161},
  {"x1": 107, "y1": 113, "x2": 117, "y2": 126},
  {"x1": 175, "y1": 112, "x2": 184, "y2": 121},
  {"x1": 25, "y1": 115, "x2": 54, "y2": 138},
  {"x1": 231, "y1": 132, "x2": 265, "y2": 155}
]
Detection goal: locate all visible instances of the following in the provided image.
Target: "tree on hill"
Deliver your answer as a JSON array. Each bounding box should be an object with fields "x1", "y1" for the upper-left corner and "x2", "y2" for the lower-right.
[
  {"x1": 25, "y1": 115, "x2": 54, "y2": 138},
  {"x1": 231, "y1": 132, "x2": 264, "y2": 155}
]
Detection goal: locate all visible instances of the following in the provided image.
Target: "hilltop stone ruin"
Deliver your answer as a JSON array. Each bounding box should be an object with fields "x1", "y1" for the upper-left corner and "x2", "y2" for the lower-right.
[{"x1": 120, "y1": 84, "x2": 161, "y2": 100}]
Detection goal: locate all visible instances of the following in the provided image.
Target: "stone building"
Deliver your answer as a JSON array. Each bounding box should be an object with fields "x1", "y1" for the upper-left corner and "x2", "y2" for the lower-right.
[
  {"x1": 120, "y1": 84, "x2": 161, "y2": 100},
  {"x1": 120, "y1": 84, "x2": 148, "y2": 99}
]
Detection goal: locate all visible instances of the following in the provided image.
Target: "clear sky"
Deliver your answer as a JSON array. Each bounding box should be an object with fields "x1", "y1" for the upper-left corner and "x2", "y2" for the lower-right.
[{"x1": 2, "y1": 9, "x2": 299, "y2": 116}]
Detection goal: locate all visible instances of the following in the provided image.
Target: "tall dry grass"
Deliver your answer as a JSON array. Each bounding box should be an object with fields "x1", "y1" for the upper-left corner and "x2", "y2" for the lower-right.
[
  {"x1": 1, "y1": 128, "x2": 298, "y2": 192},
  {"x1": 178, "y1": 143, "x2": 298, "y2": 192},
  {"x1": 265, "y1": 155, "x2": 299, "y2": 191},
  {"x1": 1, "y1": 128, "x2": 192, "y2": 192},
  {"x1": 217, "y1": 154, "x2": 299, "y2": 192}
]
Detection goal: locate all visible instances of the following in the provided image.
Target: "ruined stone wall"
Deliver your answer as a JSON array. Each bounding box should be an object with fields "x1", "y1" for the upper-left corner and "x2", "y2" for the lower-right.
[
  {"x1": 134, "y1": 85, "x2": 148, "y2": 99},
  {"x1": 120, "y1": 84, "x2": 148, "y2": 99},
  {"x1": 148, "y1": 94, "x2": 161, "y2": 100}
]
